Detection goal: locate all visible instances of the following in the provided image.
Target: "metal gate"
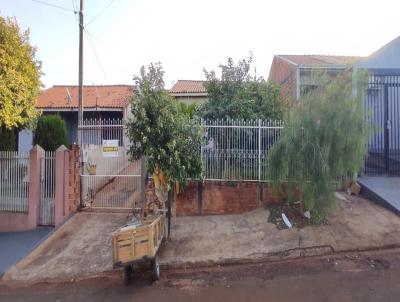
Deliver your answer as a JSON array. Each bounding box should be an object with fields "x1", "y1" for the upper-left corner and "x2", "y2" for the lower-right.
[
  {"x1": 39, "y1": 151, "x2": 55, "y2": 225},
  {"x1": 364, "y1": 75, "x2": 400, "y2": 175},
  {"x1": 81, "y1": 155, "x2": 142, "y2": 209},
  {"x1": 79, "y1": 119, "x2": 142, "y2": 209}
]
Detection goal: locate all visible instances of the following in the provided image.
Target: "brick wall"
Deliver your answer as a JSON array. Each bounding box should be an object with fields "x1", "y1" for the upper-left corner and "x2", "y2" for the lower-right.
[
  {"x1": 175, "y1": 181, "x2": 289, "y2": 216},
  {"x1": 68, "y1": 144, "x2": 81, "y2": 213},
  {"x1": 268, "y1": 56, "x2": 297, "y2": 101}
]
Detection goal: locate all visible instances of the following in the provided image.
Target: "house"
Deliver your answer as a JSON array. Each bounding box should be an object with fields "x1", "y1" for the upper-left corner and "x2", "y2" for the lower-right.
[
  {"x1": 268, "y1": 55, "x2": 362, "y2": 101},
  {"x1": 169, "y1": 80, "x2": 208, "y2": 104},
  {"x1": 35, "y1": 85, "x2": 134, "y2": 145},
  {"x1": 355, "y1": 36, "x2": 400, "y2": 176}
]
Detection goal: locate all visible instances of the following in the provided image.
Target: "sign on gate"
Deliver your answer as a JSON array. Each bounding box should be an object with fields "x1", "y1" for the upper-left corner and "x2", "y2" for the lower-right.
[{"x1": 102, "y1": 140, "x2": 119, "y2": 157}]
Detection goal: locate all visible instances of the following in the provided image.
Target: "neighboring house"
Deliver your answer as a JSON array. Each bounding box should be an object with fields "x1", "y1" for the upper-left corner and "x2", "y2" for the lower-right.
[
  {"x1": 355, "y1": 36, "x2": 400, "y2": 176},
  {"x1": 35, "y1": 85, "x2": 134, "y2": 144},
  {"x1": 268, "y1": 55, "x2": 362, "y2": 101},
  {"x1": 169, "y1": 80, "x2": 208, "y2": 104}
]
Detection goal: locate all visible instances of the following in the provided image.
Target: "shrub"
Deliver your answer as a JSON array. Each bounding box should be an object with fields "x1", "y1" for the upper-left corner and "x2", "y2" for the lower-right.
[
  {"x1": 127, "y1": 63, "x2": 203, "y2": 191},
  {"x1": 0, "y1": 126, "x2": 16, "y2": 151},
  {"x1": 268, "y1": 70, "x2": 371, "y2": 223},
  {"x1": 33, "y1": 115, "x2": 68, "y2": 151}
]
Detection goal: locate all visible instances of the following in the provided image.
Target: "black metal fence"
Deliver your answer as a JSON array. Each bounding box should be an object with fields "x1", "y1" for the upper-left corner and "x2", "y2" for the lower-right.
[{"x1": 364, "y1": 74, "x2": 400, "y2": 175}]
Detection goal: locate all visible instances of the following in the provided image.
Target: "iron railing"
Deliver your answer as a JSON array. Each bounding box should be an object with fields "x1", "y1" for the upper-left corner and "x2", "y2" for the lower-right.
[{"x1": 0, "y1": 151, "x2": 30, "y2": 212}]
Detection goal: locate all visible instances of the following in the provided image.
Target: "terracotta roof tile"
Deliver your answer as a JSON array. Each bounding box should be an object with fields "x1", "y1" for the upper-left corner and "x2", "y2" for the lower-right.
[
  {"x1": 278, "y1": 55, "x2": 363, "y2": 66},
  {"x1": 169, "y1": 80, "x2": 207, "y2": 94},
  {"x1": 36, "y1": 85, "x2": 134, "y2": 109}
]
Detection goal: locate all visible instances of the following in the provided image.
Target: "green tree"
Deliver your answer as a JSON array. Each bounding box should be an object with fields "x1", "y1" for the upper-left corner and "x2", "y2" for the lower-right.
[
  {"x1": 127, "y1": 63, "x2": 203, "y2": 192},
  {"x1": 199, "y1": 55, "x2": 284, "y2": 120},
  {"x1": 0, "y1": 16, "x2": 41, "y2": 130},
  {"x1": 33, "y1": 115, "x2": 68, "y2": 151},
  {"x1": 0, "y1": 126, "x2": 16, "y2": 150},
  {"x1": 268, "y1": 71, "x2": 370, "y2": 223}
]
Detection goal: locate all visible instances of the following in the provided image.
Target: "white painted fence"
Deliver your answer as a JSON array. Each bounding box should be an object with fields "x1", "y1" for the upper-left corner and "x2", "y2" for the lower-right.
[
  {"x1": 201, "y1": 119, "x2": 284, "y2": 181},
  {"x1": 0, "y1": 151, "x2": 30, "y2": 212}
]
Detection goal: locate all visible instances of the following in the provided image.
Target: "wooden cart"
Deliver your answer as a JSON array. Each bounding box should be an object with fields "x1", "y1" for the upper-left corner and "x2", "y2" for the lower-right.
[{"x1": 112, "y1": 214, "x2": 166, "y2": 285}]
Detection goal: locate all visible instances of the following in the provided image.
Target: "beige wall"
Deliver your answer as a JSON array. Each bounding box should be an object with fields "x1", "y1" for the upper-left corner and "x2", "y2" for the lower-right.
[{"x1": 174, "y1": 96, "x2": 208, "y2": 105}]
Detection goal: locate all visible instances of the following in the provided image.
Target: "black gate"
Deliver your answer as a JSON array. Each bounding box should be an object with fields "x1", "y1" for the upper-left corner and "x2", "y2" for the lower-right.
[{"x1": 364, "y1": 75, "x2": 400, "y2": 175}]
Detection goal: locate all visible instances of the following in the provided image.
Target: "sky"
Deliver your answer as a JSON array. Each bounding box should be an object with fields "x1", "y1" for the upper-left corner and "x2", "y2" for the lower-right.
[{"x1": 1, "y1": 0, "x2": 400, "y2": 89}]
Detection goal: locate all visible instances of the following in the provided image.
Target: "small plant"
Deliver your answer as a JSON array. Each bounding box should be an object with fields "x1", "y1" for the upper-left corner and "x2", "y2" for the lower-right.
[
  {"x1": 268, "y1": 70, "x2": 371, "y2": 223},
  {"x1": 33, "y1": 115, "x2": 68, "y2": 151}
]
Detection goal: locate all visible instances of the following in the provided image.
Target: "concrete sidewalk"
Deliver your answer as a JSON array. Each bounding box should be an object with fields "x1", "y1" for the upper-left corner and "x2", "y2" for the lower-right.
[
  {"x1": 3, "y1": 194, "x2": 400, "y2": 283},
  {"x1": 159, "y1": 193, "x2": 400, "y2": 267}
]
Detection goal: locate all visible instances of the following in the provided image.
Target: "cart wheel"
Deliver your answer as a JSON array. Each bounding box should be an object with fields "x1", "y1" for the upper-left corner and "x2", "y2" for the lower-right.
[
  {"x1": 151, "y1": 256, "x2": 160, "y2": 281},
  {"x1": 123, "y1": 265, "x2": 133, "y2": 286}
]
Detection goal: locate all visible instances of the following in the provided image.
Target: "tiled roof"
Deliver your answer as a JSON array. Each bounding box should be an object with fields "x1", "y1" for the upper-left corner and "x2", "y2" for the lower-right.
[
  {"x1": 36, "y1": 85, "x2": 134, "y2": 109},
  {"x1": 278, "y1": 55, "x2": 363, "y2": 66},
  {"x1": 169, "y1": 80, "x2": 207, "y2": 95}
]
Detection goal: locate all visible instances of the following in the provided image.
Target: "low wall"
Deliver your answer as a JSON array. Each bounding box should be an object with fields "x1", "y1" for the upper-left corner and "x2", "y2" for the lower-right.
[{"x1": 174, "y1": 181, "x2": 287, "y2": 216}]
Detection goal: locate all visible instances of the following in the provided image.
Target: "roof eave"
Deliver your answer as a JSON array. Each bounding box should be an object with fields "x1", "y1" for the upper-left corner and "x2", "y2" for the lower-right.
[{"x1": 170, "y1": 92, "x2": 208, "y2": 97}]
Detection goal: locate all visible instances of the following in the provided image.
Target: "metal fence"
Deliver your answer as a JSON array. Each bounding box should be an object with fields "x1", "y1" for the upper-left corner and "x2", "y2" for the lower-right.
[
  {"x1": 0, "y1": 151, "x2": 30, "y2": 212},
  {"x1": 201, "y1": 119, "x2": 284, "y2": 181},
  {"x1": 39, "y1": 151, "x2": 55, "y2": 225},
  {"x1": 78, "y1": 118, "x2": 125, "y2": 147},
  {"x1": 364, "y1": 75, "x2": 400, "y2": 175},
  {"x1": 81, "y1": 159, "x2": 142, "y2": 209}
]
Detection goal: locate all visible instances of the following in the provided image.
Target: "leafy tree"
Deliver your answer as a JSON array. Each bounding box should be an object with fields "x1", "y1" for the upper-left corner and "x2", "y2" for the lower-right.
[
  {"x1": 268, "y1": 70, "x2": 370, "y2": 223},
  {"x1": 127, "y1": 63, "x2": 203, "y2": 195},
  {"x1": 0, "y1": 16, "x2": 41, "y2": 130},
  {"x1": 199, "y1": 55, "x2": 284, "y2": 120},
  {"x1": 0, "y1": 126, "x2": 16, "y2": 150},
  {"x1": 33, "y1": 115, "x2": 68, "y2": 151}
]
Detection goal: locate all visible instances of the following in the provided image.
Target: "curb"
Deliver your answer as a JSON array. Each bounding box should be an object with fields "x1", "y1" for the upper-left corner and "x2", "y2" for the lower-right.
[{"x1": 2, "y1": 244, "x2": 400, "y2": 288}]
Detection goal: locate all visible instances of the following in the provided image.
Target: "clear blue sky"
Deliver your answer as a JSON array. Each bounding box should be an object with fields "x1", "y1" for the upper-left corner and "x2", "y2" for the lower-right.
[{"x1": 1, "y1": 0, "x2": 400, "y2": 88}]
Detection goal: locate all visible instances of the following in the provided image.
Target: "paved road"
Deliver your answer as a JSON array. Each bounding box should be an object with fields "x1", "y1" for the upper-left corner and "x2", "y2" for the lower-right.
[
  {"x1": 0, "y1": 227, "x2": 52, "y2": 277},
  {"x1": 1, "y1": 248, "x2": 400, "y2": 301}
]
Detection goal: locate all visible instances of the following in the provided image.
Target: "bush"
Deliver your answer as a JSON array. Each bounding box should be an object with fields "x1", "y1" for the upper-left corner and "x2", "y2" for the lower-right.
[
  {"x1": 199, "y1": 55, "x2": 285, "y2": 120},
  {"x1": 0, "y1": 126, "x2": 16, "y2": 151},
  {"x1": 33, "y1": 115, "x2": 68, "y2": 151},
  {"x1": 127, "y1": 63, "x2": 203, "y2": 190},
  {"x1": 268, "y1": 70, "x2": 371, "y2": 223}
]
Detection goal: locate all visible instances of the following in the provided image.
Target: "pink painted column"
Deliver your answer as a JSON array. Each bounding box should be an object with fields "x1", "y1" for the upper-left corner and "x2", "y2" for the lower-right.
[
  {"x1": 28, "y1": 145, "x2": 45, "y2": 229},
  {"x1": 55, "y1": 145, "x2": 70, "y2": 227}
]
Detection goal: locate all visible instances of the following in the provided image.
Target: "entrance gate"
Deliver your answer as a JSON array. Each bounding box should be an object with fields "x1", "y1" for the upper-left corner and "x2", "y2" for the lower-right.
[
  {"x1": 39, "y1": 151, "x2": 55, "y2": 225},
  {"x1": 79, "y1": 119, "x2": 142, "y2": 209},
  {"x1": 364, "y1": 75, "x2": 400, "y2": 175}
]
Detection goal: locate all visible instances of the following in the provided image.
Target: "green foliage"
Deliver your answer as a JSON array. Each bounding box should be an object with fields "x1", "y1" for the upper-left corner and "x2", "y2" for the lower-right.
[
  {"x1": 268, "y1": 71, "x2": 371, "y2": 223},
  {"x1": 178, "y1": 102, "x2": 198, "y2": 119},
  {"x1": 0, "y1": 16, "x2": 41, "y2": 130},
  {"x1": 33, "y1": 115, "x2": 68, "y2": 151},
  {"x1": 199, "y1": 55, "x2": 284, "y2": 120},
  {"x1": 127, "y1": 63, "x2": 203, "y2": 189},
  {"x1": 0, "y1": 126, "x2": 16, "y2": 150}
]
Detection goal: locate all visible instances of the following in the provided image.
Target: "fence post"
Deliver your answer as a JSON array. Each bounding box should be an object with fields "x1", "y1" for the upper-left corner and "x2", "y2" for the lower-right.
[
  {"x1": 258, "y1": 119, "x2": 261, "y2": 182},
  {"x1": 55, "y1": 145, "x2": 69, "y2": 227},
  {"x1": 28, "y1": 145, "x2": 44, "y2": 228}
]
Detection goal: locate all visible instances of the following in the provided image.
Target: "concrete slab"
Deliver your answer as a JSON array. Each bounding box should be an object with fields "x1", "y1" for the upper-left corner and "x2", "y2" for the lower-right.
[
  {"x1": 3, "y1": 194, "x2": 400, "y2": 283},
  {"x1": 159, "y1": 194, "x2": 400, "y2": 267},
  {"x1": 2, "y1": 212, "x2": 129, "y2": 282},
  {"x1": 0, "y1": 227, "x2": 52, "y2": 277},
  {"x1": 359, "y1": 177, "x2": 400, "y2": 214}
]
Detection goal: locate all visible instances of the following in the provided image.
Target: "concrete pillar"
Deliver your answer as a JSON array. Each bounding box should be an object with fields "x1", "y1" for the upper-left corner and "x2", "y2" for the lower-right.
[
  {"x1": 28, "y1": 145, "x2": 45, "y2": 228},
  {"x1": 55, "y1": 145, "x2": 70, "y2": 227}
]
